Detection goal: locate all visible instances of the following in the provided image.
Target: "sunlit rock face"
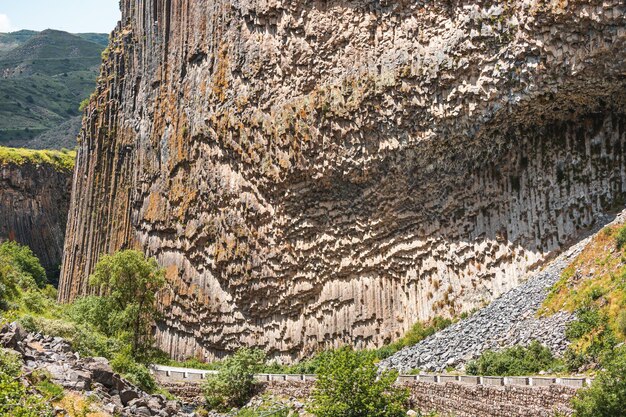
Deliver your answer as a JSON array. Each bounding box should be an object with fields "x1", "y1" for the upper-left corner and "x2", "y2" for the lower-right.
[{"x1": 59, "y1": 0, "x2": 626, "y2": 361}]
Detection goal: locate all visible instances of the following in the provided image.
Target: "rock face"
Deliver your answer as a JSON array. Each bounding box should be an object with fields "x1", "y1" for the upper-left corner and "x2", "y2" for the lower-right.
[
  {"x1": 60, "y1": 0, "x2": 626, "y2": 360},
  {"x1": 0, "y1": 160, "x2": 72, "y2": 280},
  {"x1": 0, "y1": 323, "x2": 196, "y2": 417},
  {"x1": 381, "y1": 211, "x2": 626, "y2": 372}
]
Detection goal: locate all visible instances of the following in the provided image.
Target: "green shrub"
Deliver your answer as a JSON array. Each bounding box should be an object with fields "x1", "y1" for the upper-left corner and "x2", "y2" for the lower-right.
[
  {"x1": 465, "y1": 361, "x2": 479, "y2": 375},
  {"x1": 373, "y1": 345, "x2": 398, "y2": 360},
  {"x1": 565, "y1": 307, "x2": 619, "y2": 367},
  {"x1": 618, "y1": 311, "x2": 626, "y2": 338},
  {"x1": 566, "y1": 307, "x2": 602, "y2": 341},
  {"x1": 572, "y1": 346, "x2": 626, "y2": 417},
  {"x1": 161, "y1": 357, "x2": 222, "y2": 371},
  {"x1": 78, "y1": 98, "x2": 90, "y2": 112},
  {"x1": 203, "y1": 348, "x2": 266, "y2": 410},
  {"x1": 616, "y1": 225, "x2": 626, "y2": 249},
  {"x1": 235, "y1": 408, "x2": 292, "y2": 417},
  {"x1": 0, "y1": 348, "x2": 55, "y2": 417},
  {"x1": 0, "y1": 348, "x2": 22, "y2": 378},
  {"x1": 0, "y1": 242, "x2": 47, "y2": 310},
  {"x1": 393, "y1": 317, "x2": 453, "y2": 350},
  {"x1": 30, "y1": 370, "x2": 64, "y2": 401},
  {"x1": 466, "y1": 341, "x2": 564, "y2": 376},
  {"x1": 308, "y1": 347, "x2": 408, "y2": 417},
  {"x1": 264, "y1": 350, "x2": 334, "y2": 375},
  {"x1": 563, "y1": 348, "x2": 588, "y2": 373},
  {"x1": 21, "y1": 290, "x2": 49, "y2": 314},
  {"x1": 22, "y1": 316, "x2": 121, "y2": 359},
  {"x1": 110, "y1": 347, "x2": 158, "y2": 393},
  {"x1": 370, "y1": 316, "x2": 455, "y2": 359},
  {"x1": 65, "y1": 296, "x2": 116, "y2": 336},
  {"x1": 0, "y1": 241, "x2": 46, "y2": 288}
]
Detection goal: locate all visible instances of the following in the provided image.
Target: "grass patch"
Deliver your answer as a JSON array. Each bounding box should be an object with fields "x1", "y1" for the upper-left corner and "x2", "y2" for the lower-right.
[
  {"x1": 0, "y1": 146, "x2": 75, "y2": 171},
  {"x1": 540, "y1": 222, "x2": 626, "y2": 370}
]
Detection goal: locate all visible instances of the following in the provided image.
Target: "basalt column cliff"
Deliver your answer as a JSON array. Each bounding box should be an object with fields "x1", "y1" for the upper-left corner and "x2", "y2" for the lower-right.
[
  {"x1": 60, "y1": 0, "x2": 626, "y2": 360},
  {"x1": 1, "y1": 160, "x2": 72, "y2": 280}
]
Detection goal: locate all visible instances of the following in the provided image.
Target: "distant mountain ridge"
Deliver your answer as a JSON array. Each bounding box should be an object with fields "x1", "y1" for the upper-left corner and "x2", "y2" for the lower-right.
[
  {"x1": 0, "y1": 29, "x2": 108, "y2": 149},
  {"x1": 0, "y1": 30, "x2": 104, "y2": 77},
  {"x1": 0, "y1": 30, "x2": 108, "y2": 54}
]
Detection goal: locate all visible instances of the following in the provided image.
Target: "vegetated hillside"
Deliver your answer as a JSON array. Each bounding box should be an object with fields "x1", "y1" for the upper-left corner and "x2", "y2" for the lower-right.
[
  {"x1": 60, "y1": 0, "x2": 626, "y2": 362},
  {"x1": 0, "y1": 29, "x2": 107, "y2": 148},
  {"x1": 74, "y1": 33, "x2": 110, "y2": 46},
  {"x1": 0, "y1": 146, "x2": 74, "y2": 281},
  {"x1": 0, "y1": 30, "x2": 38, "y2": 55},
  {"x1": 0, "y1": 29, "x2": 103, "y2": 77},
  {"x1": 0, "y1": 30, "x2": 109, "y2": 54},
  {"x1": 539, "y1": 217, "x2": 626, "y2": 368}
]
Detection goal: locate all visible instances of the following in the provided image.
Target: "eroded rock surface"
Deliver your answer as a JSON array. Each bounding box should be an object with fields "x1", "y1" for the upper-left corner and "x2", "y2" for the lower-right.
[
  {"x1": 381, "y1": 211, "x2": 626, "y2": 372},
  {"x1": 0, "y1": 323, "x2": 196, "y2": 417},
  {"x1": 60, "y1": 0, "x2": 626, "y2": 360},
  {"x1": 0, "y1": 160, "x2": 72, "y2": 280}
]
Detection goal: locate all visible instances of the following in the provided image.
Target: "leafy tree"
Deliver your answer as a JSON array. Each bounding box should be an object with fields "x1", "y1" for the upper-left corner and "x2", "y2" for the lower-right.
[
  {"x1": 0, "y1": 242, "x2": 48, "y2": 310},
  {"x1": 572, "y1": 346, "x2": 626, "y2": 417},
  {"x1": 88, "y1": 250, "x2": 165, "y2": 357},
  {"x1": 308, "y1": 347, "x2": 408, "y2": 417},
  {"x1": 0, "y1": 241, "x2": 46, "y2": 288},
  {"x1": 203, "y1": 348, "x2": 267, "y2": 410}
]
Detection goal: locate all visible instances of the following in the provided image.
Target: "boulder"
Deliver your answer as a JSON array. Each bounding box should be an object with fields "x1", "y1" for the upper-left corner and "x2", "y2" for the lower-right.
[
  {"x1": 120, "y1": 389, "x2": 140, "y2": 406},
  {"x1": 0, "y1": 322, "x2": 26, "y2": 350},
  {"x1": 82, "y1": 357, "x2": 117, "y2": 388}
]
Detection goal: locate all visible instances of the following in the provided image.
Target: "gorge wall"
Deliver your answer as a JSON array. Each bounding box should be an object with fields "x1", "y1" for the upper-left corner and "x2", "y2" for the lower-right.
[
  {"x1": 0, "y1": 159, "x2": 72, "y2": 280},
  {"x1": 59, "y1": 0, "x2": 626, "y2": 361}
]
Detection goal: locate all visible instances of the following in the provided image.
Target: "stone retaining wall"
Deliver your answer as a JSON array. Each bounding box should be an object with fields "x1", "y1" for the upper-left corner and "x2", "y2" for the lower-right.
[
  {"x1": 407, "y1": 382, "x2": 576, "y2": 417},
  {"x1": 153, "y1": 366, "x2": 581, "y2": 416}
]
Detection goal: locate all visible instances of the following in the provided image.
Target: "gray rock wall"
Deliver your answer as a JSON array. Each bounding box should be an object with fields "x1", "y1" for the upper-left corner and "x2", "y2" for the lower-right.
[
  {"x1": 0, "y1": 161, "x2": 72, "y2": 280},
  {"x1": 59, "y1": 0, "x2": 626, "y2": 361}
]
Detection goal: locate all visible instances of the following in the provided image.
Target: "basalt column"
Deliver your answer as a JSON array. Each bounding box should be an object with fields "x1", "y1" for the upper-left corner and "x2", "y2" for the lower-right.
[
  {"x1": 60, "y1": 0, "x2": 626, "y2": 361},
  {"x1": 1, "y1": 160, "x2": 72, "y2": 281}
]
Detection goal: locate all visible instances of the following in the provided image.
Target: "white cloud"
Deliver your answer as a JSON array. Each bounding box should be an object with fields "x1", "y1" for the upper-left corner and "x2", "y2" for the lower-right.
[{"x1": 0, "y1": 14, "x2": 13, "y2": 33}]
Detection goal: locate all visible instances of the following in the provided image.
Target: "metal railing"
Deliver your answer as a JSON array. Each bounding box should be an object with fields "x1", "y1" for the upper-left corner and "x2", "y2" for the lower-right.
[{"x1": 150, "y1": 364, "x2": 592, "y2": 389}]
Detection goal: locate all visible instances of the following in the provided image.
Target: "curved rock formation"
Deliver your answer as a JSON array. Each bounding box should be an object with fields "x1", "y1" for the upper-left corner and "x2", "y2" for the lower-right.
[
  {"x1": 60, "y1": 0, "x2": 626, "y2": 361},
  {"x1": 1, "y1": 159, "x2": 72, "y2": 281}
]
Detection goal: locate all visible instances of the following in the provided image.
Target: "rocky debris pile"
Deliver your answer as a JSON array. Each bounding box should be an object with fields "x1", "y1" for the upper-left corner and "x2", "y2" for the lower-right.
[
  {"x1": 0, "y1": 322, "x2": 196, "y2": 417},
  {"x1": 380, "y1": 215, "x2": 621, "y2": 373}
]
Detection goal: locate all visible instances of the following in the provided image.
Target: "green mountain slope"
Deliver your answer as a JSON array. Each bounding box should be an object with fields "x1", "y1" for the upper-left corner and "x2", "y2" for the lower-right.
[
  {"x1": 0, "y1": 29, "x2": 107, "y2": 148},
  {"x1": 75, "y1": 33, "x2": 110, "y2": 46},
  {"x1": 0, "y1": 30, "x2": 38, "y2": 55},
  {"x1": 0, "y1": 29, "x2": 103, "y2": 77}
]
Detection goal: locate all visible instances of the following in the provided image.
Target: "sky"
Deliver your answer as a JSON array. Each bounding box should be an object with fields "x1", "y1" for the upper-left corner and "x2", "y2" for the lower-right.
[{"x1": 0, "y1": 0, "x2": 120, "y2": 34}]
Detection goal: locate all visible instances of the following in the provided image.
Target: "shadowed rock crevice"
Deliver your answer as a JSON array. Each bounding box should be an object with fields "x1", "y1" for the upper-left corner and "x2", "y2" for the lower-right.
[{"x1": 0, "y1": 160, "x2": 72, "y2": 282}]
